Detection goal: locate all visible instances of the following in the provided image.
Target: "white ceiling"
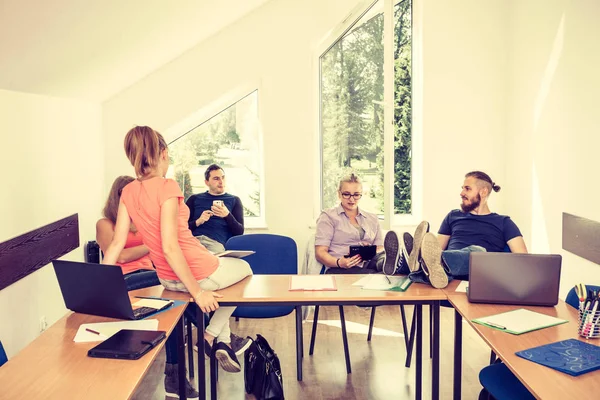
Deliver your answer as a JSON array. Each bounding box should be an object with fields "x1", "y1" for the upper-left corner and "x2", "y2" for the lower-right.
[{"x1": 0, "y1": 0, "x2": 271, "y2": 102}]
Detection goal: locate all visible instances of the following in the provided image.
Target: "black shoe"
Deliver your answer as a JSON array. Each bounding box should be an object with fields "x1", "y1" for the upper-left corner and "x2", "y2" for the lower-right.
[
  {"x1": 164, "y1": 363, "x2": 200, "y2": 399},
  {"x1": 409, "y1": 221, "x2": 430, "y2": 272},
  {"x1": 230, "y1": 333, "x2": 253, "y2": 356},
  {"x1": 215, "y1": 342, "x2": 242, "y2": 373},
  {"x1": 383, "y1": 231, "x2": 401, "y2": 275}
]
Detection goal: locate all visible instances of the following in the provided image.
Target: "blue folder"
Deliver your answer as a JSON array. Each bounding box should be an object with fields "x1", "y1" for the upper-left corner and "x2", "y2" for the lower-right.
[{"x1": 515, "y1": 338, "x2": 600, "y2": 376}]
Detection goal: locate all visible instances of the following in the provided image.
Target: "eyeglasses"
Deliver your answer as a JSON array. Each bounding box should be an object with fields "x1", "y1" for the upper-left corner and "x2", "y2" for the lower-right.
[{"x1": 340, "y1": 192, "x2": 362, "y2": 199}]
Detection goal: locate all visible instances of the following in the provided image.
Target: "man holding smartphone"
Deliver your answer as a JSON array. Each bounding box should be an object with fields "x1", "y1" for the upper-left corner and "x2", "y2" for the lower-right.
[{"x1": 185, "y1": 164, "x2": 245, "y2": 252}]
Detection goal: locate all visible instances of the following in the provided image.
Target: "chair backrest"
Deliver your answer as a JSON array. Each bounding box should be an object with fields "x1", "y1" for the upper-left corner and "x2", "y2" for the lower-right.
[
  {"x1": 565, "y1": 284, "x2": 600, "y2": 309},
  {"x1": 0, "y1": 341, "x2": 7, "y2": 367},
  {"x1": 225, "y1": 234, "x2": 298, "y2": 275}
]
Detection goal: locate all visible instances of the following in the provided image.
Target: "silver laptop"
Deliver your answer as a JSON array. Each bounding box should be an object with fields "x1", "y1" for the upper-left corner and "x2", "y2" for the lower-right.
[{"x1": 468, "y1": 253, "x2": 562, "y2": 306}]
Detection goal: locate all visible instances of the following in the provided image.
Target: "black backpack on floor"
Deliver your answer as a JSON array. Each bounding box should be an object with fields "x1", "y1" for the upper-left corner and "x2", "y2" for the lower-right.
[{"x1": 244, "y1": 334, "x2": 284, "y2": 400}]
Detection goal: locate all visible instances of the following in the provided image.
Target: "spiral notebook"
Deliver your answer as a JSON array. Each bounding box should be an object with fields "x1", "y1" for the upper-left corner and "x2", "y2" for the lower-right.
[{"x1": 516, "y1": 338, "x2": 600, "y2": 376}]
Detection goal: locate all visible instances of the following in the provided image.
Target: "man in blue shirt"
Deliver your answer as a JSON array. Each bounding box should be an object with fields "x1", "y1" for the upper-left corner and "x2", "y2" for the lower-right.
[
  {"x1": 438, "y1": 171, "x2": 527, "y2": 253},
  {"x1": 385, "y1": 171, "x2": 527, "y2": 288},
  {"x1": 185, "y1": 164, "x2": 244, "y2": 253}
]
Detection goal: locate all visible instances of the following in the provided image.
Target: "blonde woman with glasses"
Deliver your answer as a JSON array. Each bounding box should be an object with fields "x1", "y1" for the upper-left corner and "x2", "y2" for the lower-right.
[{"x1": 315, "y1": 173, "x2": 385, "y2": 274}]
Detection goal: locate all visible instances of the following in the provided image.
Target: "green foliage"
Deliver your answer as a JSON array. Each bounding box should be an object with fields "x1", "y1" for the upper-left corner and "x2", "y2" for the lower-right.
[
  {"x1": 321, "y1": 0, "x2": 412, "y2": 214},
  {"x1": 175, "y1": 170, "x2": 194, "y2": 201}
]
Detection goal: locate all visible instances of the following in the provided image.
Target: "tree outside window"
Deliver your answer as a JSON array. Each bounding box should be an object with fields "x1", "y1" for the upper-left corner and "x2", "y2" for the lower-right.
[
  {"x1": 320, "y1": 0, "x2": 412, "y2": 215},
  {"x1": 167, "y1": 91, "x2": 262, "y2": 218}
]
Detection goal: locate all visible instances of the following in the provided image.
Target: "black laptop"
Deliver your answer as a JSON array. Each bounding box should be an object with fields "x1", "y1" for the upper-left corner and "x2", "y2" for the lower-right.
[
  {"x1": 52, "y1": 260, "x2": 171, "y2": 320},
  {"x1": 468, "y1": 253, "x2": 562, "y2": 306}
]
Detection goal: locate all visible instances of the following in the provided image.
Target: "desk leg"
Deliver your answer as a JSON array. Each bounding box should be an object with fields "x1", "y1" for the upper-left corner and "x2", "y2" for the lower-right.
[
  {"x1": 176, "y1": 315, "x2": 187, "y2": 400},
  {"x1": 453, "y1": 309, "x2": 462, "y2": 400},
  {"x1": 196, "y1": 307, "x2": 206, "y2": 400},
  {"x1": 432, "y1": 301, "x2": 440, "y2": 400},
  {"x1": 415, "y1": 304, "x2": 422, "y2": 400},
  {"x1": 295, "y1": 306, "x2": 303, "y2": 381}
]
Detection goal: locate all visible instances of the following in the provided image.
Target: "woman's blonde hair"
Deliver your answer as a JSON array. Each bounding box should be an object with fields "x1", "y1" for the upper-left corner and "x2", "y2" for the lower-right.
[
  {"x1": 338, "y1": 172, "x2": 362, "y2": 192},
  {"x1": 124, "y1": 126, "x2": 168, "y2": 177},
  {"x1": 102, "y1": 176, "x2": 135, "y2": 223}
]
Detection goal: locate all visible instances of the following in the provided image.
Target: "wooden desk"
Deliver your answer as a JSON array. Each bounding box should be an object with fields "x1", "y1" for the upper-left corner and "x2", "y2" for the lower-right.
[
  {"x1": 447, "y1": 286, "x2": 600, "y2": 400},
  {"x1": 0, "y1": 299, "x2": 188, "y2": 400},
  {"x1": 137, "y1": 275, "x2": 447, "y2": 400}
]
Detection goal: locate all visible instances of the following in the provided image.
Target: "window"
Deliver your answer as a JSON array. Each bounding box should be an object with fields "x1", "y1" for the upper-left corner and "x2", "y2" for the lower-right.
[
  {"x1": 167, "y1": 91, "x2": 263, "y2": 221},
  {"x1": 319, "y1": 0, "x2": 415, "y2": 223}
]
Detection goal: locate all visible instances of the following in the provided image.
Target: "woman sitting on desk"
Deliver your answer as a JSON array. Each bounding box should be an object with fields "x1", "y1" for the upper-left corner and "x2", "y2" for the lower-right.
[
  {"x1": 97, "y1": 175, "x2": 198, "y2": 398},
  {"x1": 315, "y1": 173, "x2": 385, "y2": 274},
  {"x1": 101, "y1": 126, "x2": 253, "y2": 378},
  {"x1": 96, "y1": 176, "x2": 159, "y2": 291}
]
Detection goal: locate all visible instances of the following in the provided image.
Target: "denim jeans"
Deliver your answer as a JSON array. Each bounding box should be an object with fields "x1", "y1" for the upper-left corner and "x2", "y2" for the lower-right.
[
  {"x1": 403, "y1": 245, "x2": 486, "y2": 284},
  {"x1": 124, "y1": 269, "x2": 160, "y2": 291}
]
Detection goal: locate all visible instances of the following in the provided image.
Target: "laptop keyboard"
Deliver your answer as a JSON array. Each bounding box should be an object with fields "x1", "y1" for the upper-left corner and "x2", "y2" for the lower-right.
[{"x1": 133, "y1": 306, "x2": 158, "y2": 320}]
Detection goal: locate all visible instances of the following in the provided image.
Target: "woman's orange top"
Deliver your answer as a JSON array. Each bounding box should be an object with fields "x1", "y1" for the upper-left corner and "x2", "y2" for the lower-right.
[
  {"x1": 120, "y1": 177, "x2": 219, "y2": 281},
  {"x1": 119, "y1": 230, "x2": 154, "y2": 275}
]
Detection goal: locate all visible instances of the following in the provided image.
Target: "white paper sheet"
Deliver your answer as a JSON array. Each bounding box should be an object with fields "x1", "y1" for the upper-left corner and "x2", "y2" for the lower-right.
[
  {"x1": 73, "y1": 319, "x2": 159, "y2": 342},
  {"x1": 455, "y1": 281, "x2": 469, "y2": 293},
  {"x1": 132, "y1": 299, "x2": 172, "y2": 309},
  {"x1": 290, "y1": 275, "x2": 336, "y2": 291}
]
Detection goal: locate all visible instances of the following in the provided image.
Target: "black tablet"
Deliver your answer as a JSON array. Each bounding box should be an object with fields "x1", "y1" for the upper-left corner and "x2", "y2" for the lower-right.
[
  {"x1": 88, "y1": 329, "x2": 166, "y2": 360},
  {"x1": 348, "y1": 245, "x2": 377, "y2": 260}
]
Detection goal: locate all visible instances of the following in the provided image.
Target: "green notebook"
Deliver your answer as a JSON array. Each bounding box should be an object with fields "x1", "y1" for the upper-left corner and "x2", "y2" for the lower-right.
[
  {"x1": 354, "y1": 275, "x2": 412, "y2": 292},
  {"x1": 472, "y1": 308, "x2": 568, "y2": 335}
]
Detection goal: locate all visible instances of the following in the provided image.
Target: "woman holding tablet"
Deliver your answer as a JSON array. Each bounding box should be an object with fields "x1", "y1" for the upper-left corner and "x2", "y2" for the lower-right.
[{"x1": 315, "y1": 173, "x2": 386, "y2": 274}]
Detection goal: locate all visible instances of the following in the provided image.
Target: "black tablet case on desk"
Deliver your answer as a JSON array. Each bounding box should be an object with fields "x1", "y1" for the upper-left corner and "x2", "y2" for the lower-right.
[{"x1": 88, "y1": 329, "x2": 166, "y2": 360}]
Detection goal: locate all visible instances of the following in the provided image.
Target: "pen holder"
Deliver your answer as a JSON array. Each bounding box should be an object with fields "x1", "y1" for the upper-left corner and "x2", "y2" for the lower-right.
[{"x1": 577, "y1": 307, "x2": 600, "y2": 339}]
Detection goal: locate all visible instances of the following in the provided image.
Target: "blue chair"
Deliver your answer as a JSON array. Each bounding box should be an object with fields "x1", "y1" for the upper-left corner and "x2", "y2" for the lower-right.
[
  {"x1": 478, "y1": 283, "x2": 600, "y2": 399},
  {"x1": 227, "y1": 234, "x2": 298, "y2": 319},
  {"x1": 225, "y1": 234, "x2": 302, "y2": 379},
  {"x1": 0, "y1": 341, "x2": 8, "y2": 367}
]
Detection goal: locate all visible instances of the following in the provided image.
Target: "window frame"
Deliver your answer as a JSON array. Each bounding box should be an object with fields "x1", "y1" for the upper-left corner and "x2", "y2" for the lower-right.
[
  {"x1": 164, "y1": 83, "x2": 266, "y2": 229},
  {"x1": 314, "y1": 0, "x2": 422, "y2": 229}
]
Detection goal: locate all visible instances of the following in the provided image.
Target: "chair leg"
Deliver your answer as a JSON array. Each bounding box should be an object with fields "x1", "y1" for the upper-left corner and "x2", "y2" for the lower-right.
[
  {"x1": 186, "y1": 318, "x2": 194, "y2": 379},
  {"x1": 405, "y1": 307, "x2": 417, "y2": 368},
  {"x1": 339, "y1": 306, "x2": 352, "y2": 374},
  {"x1": 309, "y1": 305, "x2": 320, "y2": 355},
  {"x1": 490, "y1": 350, "x2": 497, "y2": 364},
  {"x1": 367, "y1": 306, "x2": 377, "y2": 341}
]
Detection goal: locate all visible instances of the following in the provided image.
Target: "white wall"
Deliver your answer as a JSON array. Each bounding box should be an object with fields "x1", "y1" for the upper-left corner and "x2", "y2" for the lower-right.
[
  {"x1": 102, "y1": 0, "x2": 364, "y2": 255},
  {"x1": 0, "y1": 89, "x2": 103, "y2": 357},
  {"x1": 421, "y1": 0, "x2": 508, "y2": 230},
  {"x1": 103, "y1": 0, "x2": 510, "y2": 251},
  {"x1": 505, "y1": 0, "x2": 600, "y2": 296}
]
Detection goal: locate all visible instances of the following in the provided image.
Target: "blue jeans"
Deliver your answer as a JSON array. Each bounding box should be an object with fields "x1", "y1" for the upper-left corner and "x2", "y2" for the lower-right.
[{"x1": 399, "y1": 245, "x2": 486, "y2": 284}]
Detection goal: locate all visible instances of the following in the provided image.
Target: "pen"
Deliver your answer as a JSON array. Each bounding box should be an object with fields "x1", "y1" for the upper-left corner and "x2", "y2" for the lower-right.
[
  {"x1": 86, "y1": 328, "x2": 102, "y2": 335},
  {"x1": 485, "y1": 322, "x2": 506, "y2": 330},
  {"x1": 385, "y1": 276, "x2": 391, "y2": 284},
  {"x1": 135, "y1": 296, "x2": 172, "y2": 301}
]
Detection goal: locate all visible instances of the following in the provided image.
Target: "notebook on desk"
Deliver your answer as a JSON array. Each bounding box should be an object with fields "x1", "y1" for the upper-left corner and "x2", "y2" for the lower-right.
[
  {"x1": 53, "y1": 260, "x2": 172, "y2": 320},
  {"x1": 468, "y1": 253, "x2": 562, "y2": 306},
  {"x1": 516, "y1": 338, "x2": 600, "y2": 376}
]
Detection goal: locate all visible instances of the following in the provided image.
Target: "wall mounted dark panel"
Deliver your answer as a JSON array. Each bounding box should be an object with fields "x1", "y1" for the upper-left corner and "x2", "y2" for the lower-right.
[
  {"x1": 562, "y1": 212, "x2": 600, "y2": 265},
  {"x1": 0, "y1": 214, "x2": 79, "y2": 291}
]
